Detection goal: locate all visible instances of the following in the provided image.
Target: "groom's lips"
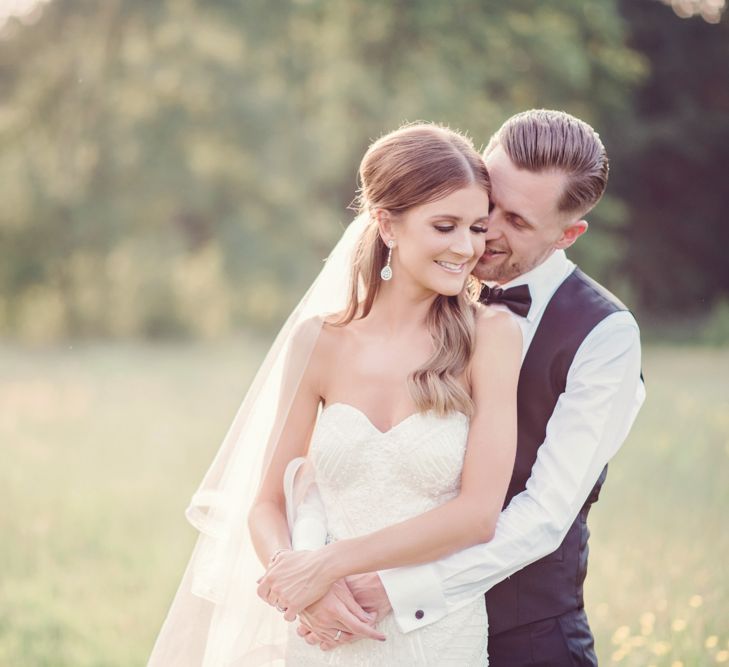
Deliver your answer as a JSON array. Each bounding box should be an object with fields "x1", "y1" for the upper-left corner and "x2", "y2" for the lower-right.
[{"x1": 479, "y1": 247, "x2": 507, "y2": 263}]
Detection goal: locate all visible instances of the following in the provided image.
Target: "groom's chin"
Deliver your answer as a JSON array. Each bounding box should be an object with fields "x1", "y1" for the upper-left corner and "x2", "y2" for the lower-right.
[{"x1": 472, "y1": 262, "x2": 498, "y2": 282}]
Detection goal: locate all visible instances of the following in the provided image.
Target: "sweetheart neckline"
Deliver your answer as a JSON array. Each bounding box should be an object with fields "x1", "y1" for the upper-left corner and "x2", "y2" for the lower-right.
[{"x1": 320, "y1": 401, "x2": 468, "y2": 436}]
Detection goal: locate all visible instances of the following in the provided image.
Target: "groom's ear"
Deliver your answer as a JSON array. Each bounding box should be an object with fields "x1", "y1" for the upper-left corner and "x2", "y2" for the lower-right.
[{"x1": 555, "y1": 219, "x2": 588, "y2": 250}]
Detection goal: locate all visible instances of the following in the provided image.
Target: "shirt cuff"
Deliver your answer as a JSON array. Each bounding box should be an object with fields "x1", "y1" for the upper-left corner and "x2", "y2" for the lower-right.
[{"x1": 378, "y1": 563, "x2": 448, "y2": 633}]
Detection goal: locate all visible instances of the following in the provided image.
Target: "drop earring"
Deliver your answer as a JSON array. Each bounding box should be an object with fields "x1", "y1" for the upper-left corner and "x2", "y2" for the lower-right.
[{"x1": 380, "y1": 240, "x2": 394, "y2": 281}]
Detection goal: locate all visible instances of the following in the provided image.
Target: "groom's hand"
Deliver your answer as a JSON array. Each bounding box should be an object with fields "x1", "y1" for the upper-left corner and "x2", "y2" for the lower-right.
[
  {"x1": 345, "y1": 572, "x2": 392, "y2": 621},
  {"x1": 297, "y1": 579, "x2": 386, "y2": 650}
]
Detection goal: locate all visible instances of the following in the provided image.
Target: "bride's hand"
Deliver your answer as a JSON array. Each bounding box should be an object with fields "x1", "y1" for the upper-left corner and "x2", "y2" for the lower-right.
[{"x1": 257, "y1": 549, "x2": 336, "y2": 621}]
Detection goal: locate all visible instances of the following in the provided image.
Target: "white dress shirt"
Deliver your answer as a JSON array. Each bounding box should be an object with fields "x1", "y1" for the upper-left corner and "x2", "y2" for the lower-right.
[{"x1": 292, "y1": 249, "x2": 646, "y2": 633}]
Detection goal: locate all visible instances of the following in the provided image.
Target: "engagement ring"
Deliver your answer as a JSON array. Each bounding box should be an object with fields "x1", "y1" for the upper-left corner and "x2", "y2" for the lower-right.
[{"x1": 334, "y1": 630, "x2": 342, "y2": 641}]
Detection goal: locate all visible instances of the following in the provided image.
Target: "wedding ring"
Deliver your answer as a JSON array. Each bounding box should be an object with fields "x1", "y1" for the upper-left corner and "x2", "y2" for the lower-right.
[
  {"x1": 275, "y1": 604, "x2": 286, "y2": 613},
  {"x1": 334, "y1": 630, "x2": 342, "y2": 641}
]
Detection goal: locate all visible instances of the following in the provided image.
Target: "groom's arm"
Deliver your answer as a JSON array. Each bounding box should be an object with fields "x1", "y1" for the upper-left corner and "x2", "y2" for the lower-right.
[{"x1": 378, "y1": 311, "x2": 645, "y2": 633}]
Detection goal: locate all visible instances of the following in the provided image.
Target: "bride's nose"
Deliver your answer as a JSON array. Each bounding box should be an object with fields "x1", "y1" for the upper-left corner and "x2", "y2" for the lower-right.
[{"x1": 450, "y1": 228, "x2": 475, "y2": 259}]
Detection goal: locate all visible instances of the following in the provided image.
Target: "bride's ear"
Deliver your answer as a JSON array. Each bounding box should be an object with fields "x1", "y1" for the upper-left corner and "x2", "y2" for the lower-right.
[{"x1": 373, "y1": 208, "x2": 396, "y2": 247}]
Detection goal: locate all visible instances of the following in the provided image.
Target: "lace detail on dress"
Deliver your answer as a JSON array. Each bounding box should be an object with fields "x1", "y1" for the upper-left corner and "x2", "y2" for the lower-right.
[{"x1": 285, "y1": 403, "x2": 489, "y2": 666}]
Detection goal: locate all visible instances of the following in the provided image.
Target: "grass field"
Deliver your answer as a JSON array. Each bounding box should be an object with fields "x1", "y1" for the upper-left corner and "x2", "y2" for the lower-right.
[{"x1": 1, "y1": 340, "x2": 727, "y2": 666}]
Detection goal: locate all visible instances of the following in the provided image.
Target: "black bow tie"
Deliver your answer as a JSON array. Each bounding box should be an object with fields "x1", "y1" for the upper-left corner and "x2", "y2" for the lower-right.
[{"x1": 479, "y1": 284, "x2": 532, "y2": 317}]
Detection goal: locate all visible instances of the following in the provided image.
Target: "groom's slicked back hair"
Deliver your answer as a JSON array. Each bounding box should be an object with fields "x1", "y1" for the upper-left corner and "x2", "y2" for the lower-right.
[{"x1": 485, "y1": 109, "x2": 609, "y2": 217}]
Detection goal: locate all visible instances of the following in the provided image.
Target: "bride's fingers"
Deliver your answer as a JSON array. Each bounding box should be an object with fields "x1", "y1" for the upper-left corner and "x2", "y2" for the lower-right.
[
  {"x1": 283, "y1": 607, "x2": 298, "y2": 622},
  {"x1": 258, "y1": 583, "x2": 287, "y2": 612},
  {"x1": 257, "y1": 571, "x2": 294, "y2": 610},
  {"x1": 256, "y1": 581, "x2": 271, "y2": 603}
]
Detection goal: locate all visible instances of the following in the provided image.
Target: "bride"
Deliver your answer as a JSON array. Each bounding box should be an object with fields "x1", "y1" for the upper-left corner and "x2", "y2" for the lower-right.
[{"x1": 148, "y1": 123, "x2": 521, "y2": 666}]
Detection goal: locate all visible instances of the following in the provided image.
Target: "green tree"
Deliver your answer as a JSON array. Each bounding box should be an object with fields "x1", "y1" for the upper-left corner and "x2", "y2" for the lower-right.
[
  {"x1": 614, "y1": 0, "x2": 729, "y2": 315},
  {"x1": 0, "y1": 0, "x2": 644, "y2": 340}
]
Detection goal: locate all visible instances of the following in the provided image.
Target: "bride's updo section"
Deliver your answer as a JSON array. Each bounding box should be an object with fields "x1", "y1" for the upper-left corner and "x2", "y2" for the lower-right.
[{"x1": 336, "y1": 122, "x2": 491, "y2": 417}]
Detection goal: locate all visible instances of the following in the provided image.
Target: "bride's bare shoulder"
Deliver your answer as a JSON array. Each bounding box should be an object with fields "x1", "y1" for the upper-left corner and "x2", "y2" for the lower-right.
[
  {"x1": 290, "y1": 311, "x2": 352, "y2": 358},
  {"x1": 472, "y1": 303, "x2": 522, "y2": 346}
]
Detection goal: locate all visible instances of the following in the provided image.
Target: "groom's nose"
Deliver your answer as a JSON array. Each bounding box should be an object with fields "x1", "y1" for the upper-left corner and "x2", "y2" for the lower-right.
[{"x1": 484, "y1": 212, "x2": 504, "y2": 241}]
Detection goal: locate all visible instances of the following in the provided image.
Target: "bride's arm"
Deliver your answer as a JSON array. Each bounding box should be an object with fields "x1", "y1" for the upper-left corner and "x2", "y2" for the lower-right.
[
  {"x1": 248, "y1": 321, "x2": 324, "y2": 567},
  {"x1": 259, "y1": 309, "x2": 521, "y2": 614},
  {"x1": 249, "y1": 322, "x2": 387, "y2": 641}
]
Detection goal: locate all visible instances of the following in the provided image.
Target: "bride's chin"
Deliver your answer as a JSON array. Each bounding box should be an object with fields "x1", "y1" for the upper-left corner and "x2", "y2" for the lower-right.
[{"x1": 434, "y1": 280, "x2": 470, "y2": 297}]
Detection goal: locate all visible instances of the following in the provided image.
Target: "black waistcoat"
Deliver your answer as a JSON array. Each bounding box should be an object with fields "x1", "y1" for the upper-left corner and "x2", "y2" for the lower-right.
[{"x1": 485, "y1": 267, "x2": 629, "y2": 636}]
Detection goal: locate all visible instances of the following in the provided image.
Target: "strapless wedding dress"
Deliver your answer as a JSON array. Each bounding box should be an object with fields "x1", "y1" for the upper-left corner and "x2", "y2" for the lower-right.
[{"x1": 285, "y1": 402, "x2": 489, "y2": 666}]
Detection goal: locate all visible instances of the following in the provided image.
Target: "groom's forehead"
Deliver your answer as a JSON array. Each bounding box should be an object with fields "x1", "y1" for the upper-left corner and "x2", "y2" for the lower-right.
[{"x1": 485, "y1": 146, "x2": 566, "y2": 216}]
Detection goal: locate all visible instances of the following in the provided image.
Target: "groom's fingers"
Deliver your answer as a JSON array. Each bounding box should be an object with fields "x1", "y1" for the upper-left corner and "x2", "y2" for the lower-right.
[
  {"x1": 320, "y1": 631, "x2": 354, "y2": 651},
  {"x1": 320, "y1": 632, "x2": 355, "y2": 651},
  {"x1": 295, "y1": 622, "x2": 327, "y2": 646},
  {"x1": 339, "y1": 589, "x2": 375, "y2": 624},
  {"x1": 326, "y1": 596, "x2": 385, "y2": 641},
  {"x1": 338, "y1": 612, "x2": 386, "y2": 642}
]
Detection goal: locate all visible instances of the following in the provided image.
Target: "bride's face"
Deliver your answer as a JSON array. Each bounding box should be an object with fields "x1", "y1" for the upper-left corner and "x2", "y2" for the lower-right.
[{"x1": 385, "y1": 184, "x2": 490, "y2": 297}]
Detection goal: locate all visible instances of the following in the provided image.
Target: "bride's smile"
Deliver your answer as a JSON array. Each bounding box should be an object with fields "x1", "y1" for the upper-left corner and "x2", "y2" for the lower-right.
[{"x1": 435, "y1": 260, "x2": 467, "y2": 273}]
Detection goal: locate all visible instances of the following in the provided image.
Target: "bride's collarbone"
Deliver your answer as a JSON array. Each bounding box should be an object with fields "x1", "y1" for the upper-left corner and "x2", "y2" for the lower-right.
[{"x1": 325, "y1": 328, "x2": 433, "y2": 370}]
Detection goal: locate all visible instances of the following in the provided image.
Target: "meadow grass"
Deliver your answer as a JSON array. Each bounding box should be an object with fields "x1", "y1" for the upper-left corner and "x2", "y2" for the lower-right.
[{"x1": 1, "y1": 341, "x2": 727, "y2": 666}]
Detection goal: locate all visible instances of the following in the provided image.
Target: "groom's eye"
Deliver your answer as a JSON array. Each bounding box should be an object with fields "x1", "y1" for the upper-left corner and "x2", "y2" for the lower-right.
[{"x1": 506, "y1": 213, "x2": 524, "y2": 228}]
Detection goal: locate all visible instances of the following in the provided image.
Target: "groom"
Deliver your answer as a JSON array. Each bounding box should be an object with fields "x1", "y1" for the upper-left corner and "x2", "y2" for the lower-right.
[{"x1": 291, "y1": 109, "x2": 645, "y2": 665}]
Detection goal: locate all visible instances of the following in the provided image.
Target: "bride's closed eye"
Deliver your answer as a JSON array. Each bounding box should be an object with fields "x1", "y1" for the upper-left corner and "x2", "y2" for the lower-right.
[{"x1": 434, "y1": 225, "x2": 488, "y2": 234}]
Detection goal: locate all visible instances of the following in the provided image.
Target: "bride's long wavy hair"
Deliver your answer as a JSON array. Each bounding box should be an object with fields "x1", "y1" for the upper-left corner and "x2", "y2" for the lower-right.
[{"x1": 335, "y1": 123, "x2": 491, "y2": 416}]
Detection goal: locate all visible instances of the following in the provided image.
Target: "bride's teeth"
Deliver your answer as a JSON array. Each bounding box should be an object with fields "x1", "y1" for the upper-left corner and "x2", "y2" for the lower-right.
[{"x1": 436, "y1": 261, "x2": 463, "y2": 272}]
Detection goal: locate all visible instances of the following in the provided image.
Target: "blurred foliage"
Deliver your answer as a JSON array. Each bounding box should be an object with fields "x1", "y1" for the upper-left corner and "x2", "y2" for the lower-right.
[
  {"x1": 616, "y1": 0, "x2": 729, "y2": 316},
  {"x1": 699, "y1": 299, "x2": 729, "y2": 345},
  {"x1": 0, "y1": 0, "x2": 725, "y2": 340}
]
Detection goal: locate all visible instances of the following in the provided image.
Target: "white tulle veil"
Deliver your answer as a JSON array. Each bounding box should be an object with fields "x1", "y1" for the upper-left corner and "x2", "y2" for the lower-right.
[{"x1": 148, "y1": 214, "x2": 368, "y2": 666}]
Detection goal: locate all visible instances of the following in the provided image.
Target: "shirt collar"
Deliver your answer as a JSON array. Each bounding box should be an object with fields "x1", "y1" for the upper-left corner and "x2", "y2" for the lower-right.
[{"x1": 495, "y1": 250, "x2": 574, "y2": 322}]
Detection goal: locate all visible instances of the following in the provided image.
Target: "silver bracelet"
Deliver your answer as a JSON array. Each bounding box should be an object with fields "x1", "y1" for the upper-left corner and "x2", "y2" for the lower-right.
[{"x1": 269, "y1": 547, "x2": 290, "y2": 564}]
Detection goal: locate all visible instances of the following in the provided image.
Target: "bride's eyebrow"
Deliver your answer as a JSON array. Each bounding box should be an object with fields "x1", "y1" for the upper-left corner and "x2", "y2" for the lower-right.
[{"x1": 427, "y1": 214, "x2": 489, "y2": 223}]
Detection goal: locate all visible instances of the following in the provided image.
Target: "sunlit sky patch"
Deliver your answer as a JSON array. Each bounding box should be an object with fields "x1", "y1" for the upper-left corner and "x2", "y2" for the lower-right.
[
  {"x1": 663, "y1": 0, "x2": 727, "y2": 23},
  {"x1": 0, "y1": 0, "x2": 53, "y2": 33}
]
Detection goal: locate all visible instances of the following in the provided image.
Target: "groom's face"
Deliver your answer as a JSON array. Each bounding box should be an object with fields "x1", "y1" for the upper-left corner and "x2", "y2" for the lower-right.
[{"x1": 473, "y1": 145, "x2": 586, "y2": 284}]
